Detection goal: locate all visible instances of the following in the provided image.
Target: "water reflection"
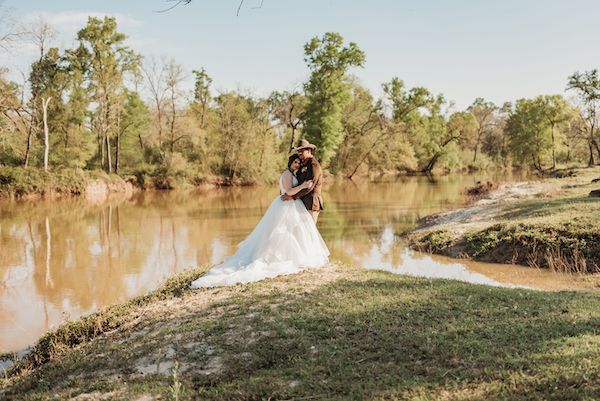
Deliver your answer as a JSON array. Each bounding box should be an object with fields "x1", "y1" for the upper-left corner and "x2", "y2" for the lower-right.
[{"x1": 0, "y1": 172, "x2": 583, "y2": 353}]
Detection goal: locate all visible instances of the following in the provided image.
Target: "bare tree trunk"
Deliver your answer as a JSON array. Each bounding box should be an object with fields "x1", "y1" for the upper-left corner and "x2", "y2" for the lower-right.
[
  {"x1": 200, "y1": 99, "x2": 207, "y2": 128},
  {"x1": 593, "y1": 138, "x2": 600, "y2": 164},
  {"x1": 170, "y1": 92, "x2": 176, "y2": 153},
  {"x1": 115, "y1": 109, "x2": 121, "y2": 174},
  {"x1": 423, "y1": 153, "x2": 442, "y2": 174},
  {"x1": 347, "y1": 130, "x2": 387, "y2": 180},
  {"x1": 24, "y1": 123, "x2": 34, "y2": 168},
  {"x1": 588, "y1": 123, "x2": 596, "y2": 167},
  {"x1": 289, "y1": 124, "x2": 297, "y2": 154},
  {"x1": 472, "y1": 129, "x2": 483, "y2": 163},
  {"x1": 422, "y1": 135, "x2": 460, "y2": 175},
  {"x1": 100, "y1": 132, "x2": 105, "y2": 170},
  {"x1": 42, "y1": 97, "x2": 52, "y2": 172},
  {"x1": 551, "y1": 124, "x2": 556, "y2": 169},
  {"x1": 106, "y1": 133, "x2": 112, "y2": 174}
]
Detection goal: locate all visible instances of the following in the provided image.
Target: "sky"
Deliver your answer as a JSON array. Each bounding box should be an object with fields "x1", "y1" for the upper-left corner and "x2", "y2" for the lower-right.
[{"x1": 3, "y1": 0, "x2": 600, "y2": 109}]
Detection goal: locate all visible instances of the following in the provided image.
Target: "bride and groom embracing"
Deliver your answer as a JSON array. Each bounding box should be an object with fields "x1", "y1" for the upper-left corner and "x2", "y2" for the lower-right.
[{"x1": 190, "y1": 139, "x2": 330, "y2": 288}]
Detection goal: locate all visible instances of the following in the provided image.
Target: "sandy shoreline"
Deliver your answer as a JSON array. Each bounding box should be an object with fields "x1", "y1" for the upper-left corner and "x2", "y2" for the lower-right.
[{"x1": 407, "y1": 167, "x2": 600, "y2": 274}]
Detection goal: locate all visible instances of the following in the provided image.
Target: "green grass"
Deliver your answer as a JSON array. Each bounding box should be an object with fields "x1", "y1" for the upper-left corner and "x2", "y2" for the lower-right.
[
  {"x1": 411, "y1": 195, "x2": 600, "y2": 273},
  {"x1": 0, "y1": 166, "x2": 129, "y2": 198},
  {"x1": 1, "y1": 265, "x2": 599, "y2": 401}
]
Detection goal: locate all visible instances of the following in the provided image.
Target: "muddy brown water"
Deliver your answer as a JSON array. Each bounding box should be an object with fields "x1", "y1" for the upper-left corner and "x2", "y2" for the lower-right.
[{"x1": 0, "y1": 173, "x2": 593, "y2": 353}]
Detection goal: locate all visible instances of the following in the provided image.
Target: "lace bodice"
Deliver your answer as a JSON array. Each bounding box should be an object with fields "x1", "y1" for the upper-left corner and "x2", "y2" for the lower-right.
[{"x1": 279, "y1": 171, "x2": 299, "y2": 195}]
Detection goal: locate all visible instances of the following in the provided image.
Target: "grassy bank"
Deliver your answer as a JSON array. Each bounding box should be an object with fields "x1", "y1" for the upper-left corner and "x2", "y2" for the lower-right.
[
  {"x1": 0, "y1": 165, "x2": 268, "y2": 199},
  {"x1": 1, "y1": 264, "x2": 599, "y2": 401},
  {"x1": 0, "y1": 166, "x2": 132, "y2": 199},
  {"x1": 409, "y1": 168, "x2": 600, "y2": 274}
]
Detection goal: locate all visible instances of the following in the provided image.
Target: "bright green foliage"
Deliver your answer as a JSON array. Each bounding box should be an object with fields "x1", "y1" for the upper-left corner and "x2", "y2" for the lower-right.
[
  {"x1": 71, "y1": 16, "x2": 141, "y2": 173},
  {"x1": 381, "y1": 78, "x2": 460, "y2": 173},
  {"x1": 538, "y1": 95, "x2": 573, "y2": 168},
  {"x1": 329, "y1": 82, "x2": 381, "y2": 176},
  {"x1": 383, "y1": 77, "x2": 433, "y2": 123},
  {"x1": 506, "y1": 97, "x2": 557, "y2": 170},
  {"x1": 118, "y1": 90, "x2": 151, "y2": 171},
  {"x1": 302, "y1": 32, "x2": 365, "y2": 165}
]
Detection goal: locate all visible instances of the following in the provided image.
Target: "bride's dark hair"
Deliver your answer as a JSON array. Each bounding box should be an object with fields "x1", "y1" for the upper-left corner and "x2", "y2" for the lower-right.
[{"x1": 287, "y1": 154, "x2": 300, "y2": 172}]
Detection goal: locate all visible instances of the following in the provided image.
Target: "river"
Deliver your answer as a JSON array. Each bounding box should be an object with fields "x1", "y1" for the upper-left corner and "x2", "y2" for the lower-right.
[{"x1": 0, "y1": 172, "x2": 590, "y2": 353}]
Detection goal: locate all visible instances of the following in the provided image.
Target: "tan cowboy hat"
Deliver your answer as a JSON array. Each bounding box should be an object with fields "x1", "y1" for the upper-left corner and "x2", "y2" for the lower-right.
[{"x1": 293, "y1": 138, "x2": 317, "y2": 151}]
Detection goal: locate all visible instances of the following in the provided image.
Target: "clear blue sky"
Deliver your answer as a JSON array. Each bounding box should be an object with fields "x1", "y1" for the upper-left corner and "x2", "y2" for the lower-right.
[{"x1": 4, "y1": 0, "x2": 600, "y2": 108}]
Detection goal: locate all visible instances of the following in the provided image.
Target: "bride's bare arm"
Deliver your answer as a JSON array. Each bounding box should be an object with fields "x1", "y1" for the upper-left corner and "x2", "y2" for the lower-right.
[{"x1": 282, "y1": 172, "x2": 311, "y2": 196}]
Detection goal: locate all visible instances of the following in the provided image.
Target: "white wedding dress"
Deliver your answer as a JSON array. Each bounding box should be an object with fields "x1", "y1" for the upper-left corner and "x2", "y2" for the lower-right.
[{"x1": 190, "y1": 172, "x2": 330, "y2": 288}]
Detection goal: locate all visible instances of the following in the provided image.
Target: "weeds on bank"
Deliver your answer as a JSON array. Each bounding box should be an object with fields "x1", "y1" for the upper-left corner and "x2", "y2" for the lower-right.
[
  {"x1": 2, "y1": 266, "x2": 208, "y2": 379},
  {"x1": 465, "y1": 222, "x2": 600, "y2": 273},
  {"x1": 411, "y1": 194, "x2": 600, "y2": 273}
]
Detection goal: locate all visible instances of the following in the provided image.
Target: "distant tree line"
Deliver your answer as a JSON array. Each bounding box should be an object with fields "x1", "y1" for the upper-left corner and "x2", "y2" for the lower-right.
[{"x1": 1, "y1": 16, "x2": 599, "y2": 186}]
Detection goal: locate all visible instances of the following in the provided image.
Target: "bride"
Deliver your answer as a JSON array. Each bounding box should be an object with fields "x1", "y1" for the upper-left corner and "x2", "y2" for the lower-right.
[{"x1": 190, "y1": 154, "x2": 330, "y2": 288}]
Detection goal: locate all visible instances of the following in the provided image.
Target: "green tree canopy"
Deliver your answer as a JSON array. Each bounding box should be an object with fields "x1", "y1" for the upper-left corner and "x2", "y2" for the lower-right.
[{"x1": 302, "y1": 32, "x2": 365, "y2": 165}]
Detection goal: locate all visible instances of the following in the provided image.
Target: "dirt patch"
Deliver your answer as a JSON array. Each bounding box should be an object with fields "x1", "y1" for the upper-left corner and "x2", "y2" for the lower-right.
[{"x1": 84, "y1": 179, "x2": 135, "y2": 203}]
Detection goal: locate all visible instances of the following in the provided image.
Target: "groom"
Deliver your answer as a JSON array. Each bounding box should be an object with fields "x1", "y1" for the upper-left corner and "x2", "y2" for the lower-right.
[{"x1": 281, "y1": 139, "x2": 324, "y2": 223}]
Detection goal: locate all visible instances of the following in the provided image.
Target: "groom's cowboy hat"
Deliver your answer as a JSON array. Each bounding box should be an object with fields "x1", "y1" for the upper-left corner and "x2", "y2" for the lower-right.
[{"x1": 293, "y1": 138, "x2": 317, "y2": 151}]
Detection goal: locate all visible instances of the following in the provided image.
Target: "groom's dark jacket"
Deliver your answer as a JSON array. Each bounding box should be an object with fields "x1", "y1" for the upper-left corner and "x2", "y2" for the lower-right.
[{"x1": 294, "y1": 157, "x2": 324, "y2": 211}]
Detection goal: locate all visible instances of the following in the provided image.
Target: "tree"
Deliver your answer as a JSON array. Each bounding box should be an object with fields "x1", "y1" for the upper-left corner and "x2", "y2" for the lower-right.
[
  {"x1": 268, "y1": 90, "x2": 306, "y2": 153},
  {"x1": 22, "y1": 19, "x2": 57, "y2": 168},
  {"x1": 467, "y1": 98, "x2": 497, "y2": 163},
  {"x1": 0, "y1": 68, "x2": 28, "y2": 165},
  {"x1": 506, "y1": 98, "x2": 553, "y2": 171},
  {"x1": 384, "y1": 78, "x2": 433, "y2": 123},
  {"x1": 142, "y1": 57, "x2": 169, "y2": 149},
  {"x1": 302, "y1": 32, "x2": 365, "y2": 165},
  {"x1": 117, "y1": 89, "x2": 150, "y2": 172},
  {"x1": 418, "y1": 100, "x2": 470, "y2": 174},
  {"x1": 477, "y1": 102, "x2": 511, "y2": 167},
  {"x1": 72, "y1": 16, "x2": 140, "y2": 173},
  {"x1": 567, "y1": 70, "x2": 600, "y2": 166},
  {"x1": 377, "y1": 80, "x2": 458, "y2": 174},
  {"x1": 41, "y1": 97, "x2": 51, "y2": 171},
  {"x1": 192, "y1": 68, "x2": 212, "y2": 129},
  {"x1": 336, "y1": 82, "x2": 385, "y2": 179},
  {"x1": 538, "y1": 95, "x2": 572, "y2": 169},
  {"x1": 207, "y1": 92, "x2": 279, "y2": 183},
  {"x1": 164, "y1": 59, "x2": 184, "y2": 153}
]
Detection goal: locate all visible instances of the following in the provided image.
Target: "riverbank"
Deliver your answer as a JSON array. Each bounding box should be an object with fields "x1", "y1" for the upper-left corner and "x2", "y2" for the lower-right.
[
  {"x1": 408, "y1": 167, "x2": 600, "y2": 274},
  {"x1": 1, "y1": 263, "x2": 599, "y2": 401},
  {"x1": 0, "y1": 165, "x2": 526, "y2": 201},
  {"x1": 0, "y1": 166, "x2": 135, "y2": 201},
  {"x1": 0, "y1": 166, "x2": 282, "y2": 200}
]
